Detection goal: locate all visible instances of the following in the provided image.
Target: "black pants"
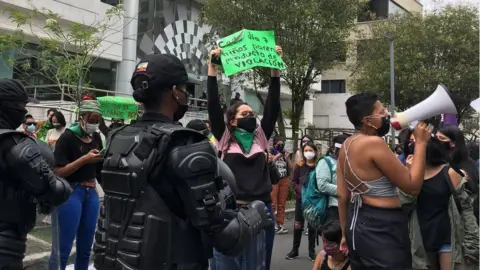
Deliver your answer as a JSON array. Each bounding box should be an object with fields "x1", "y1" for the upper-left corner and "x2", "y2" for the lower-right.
[
  {"x1": 292, "y1": 198, "x2": 316, "y2": 251},
  {"x1": 346, "y1": 204, "x2": 412, "y2": 270}
]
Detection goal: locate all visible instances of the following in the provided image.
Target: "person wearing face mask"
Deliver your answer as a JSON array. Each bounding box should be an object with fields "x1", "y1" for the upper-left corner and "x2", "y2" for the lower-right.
[
  {"x1": 286, "y1": 141, "x2": 318, "y2": 261},
  {"x1": 337, "y1": 93, "x2": 432, "y2": 269},
  {"x1": 45, "y1": 111, "x2": 67, "y2": 151},
  {"x1": 23, "y1": 114, "x2": 38, "y2": 138},
  {"x1": 295, "y1": 135, "x2": 314, "y2": 163},
  {"x1": 48, "y1": 98, "x2": 104, "y2": 270},
  {"x1": 187, "y1": 119, "x2": 217, "y2": 151},
  {"x1": 0, "y1": 79, "x2": 71, "y2": 270},
  {"x1": 37, "y1": 108, "x2": 58, "y2": 141},
  {"x1": 208, "y1": 47, "x2": 283, "y2": 270},
  {"x1": 93, "y1": 54, "x2": 272, "y2": 270},
  {"x1": 313, "y1": 220, "x2": 351, "y2": 270},
  {"x1": 270, "y1": 137, "x2": 293, "y2": 235},
  {"x1": 437, "y1": 125, "x2": 479, "y2": 223},
  {"x1": 400, "y1": 130, "x2": 479, "y2": 269}
]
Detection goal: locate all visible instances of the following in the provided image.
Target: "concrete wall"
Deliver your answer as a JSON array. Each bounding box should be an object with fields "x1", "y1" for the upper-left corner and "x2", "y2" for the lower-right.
[{"x1": 0, "y1": 0, "x2": 123, "y2": 62}]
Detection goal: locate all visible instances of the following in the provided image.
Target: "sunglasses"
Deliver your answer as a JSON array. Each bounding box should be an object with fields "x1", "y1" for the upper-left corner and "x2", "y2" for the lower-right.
[{"x1": 25, "y1": 122, "x2": 36, "y2": 126}]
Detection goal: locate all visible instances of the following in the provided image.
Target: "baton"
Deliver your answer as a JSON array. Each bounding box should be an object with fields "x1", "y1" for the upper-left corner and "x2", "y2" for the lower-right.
[{"x1": 50, "y1": 207, "x2": 61, "y2": 270}]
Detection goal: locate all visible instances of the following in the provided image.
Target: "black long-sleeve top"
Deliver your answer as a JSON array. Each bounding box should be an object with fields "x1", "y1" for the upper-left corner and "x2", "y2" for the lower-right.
[{"x1": 207, "y1": 76, "x2": 281, "y2": 202}]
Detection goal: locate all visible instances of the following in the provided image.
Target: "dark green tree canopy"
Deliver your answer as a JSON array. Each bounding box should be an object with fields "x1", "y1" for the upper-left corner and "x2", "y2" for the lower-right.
[{"x1": 352, "y1": 5, "x2": 479, "y2": 122}]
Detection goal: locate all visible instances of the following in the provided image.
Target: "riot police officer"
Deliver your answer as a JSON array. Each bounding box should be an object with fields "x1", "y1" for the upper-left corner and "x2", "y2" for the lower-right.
[
  {"x1": 0, "y1": 79, "x2": 72, "y2": 269},
  {"x1": 93, "y1": 54, "x2": 272, "y2": 270}
]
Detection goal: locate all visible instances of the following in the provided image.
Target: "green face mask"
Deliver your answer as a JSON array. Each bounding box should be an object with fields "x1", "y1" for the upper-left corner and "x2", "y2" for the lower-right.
[{"x1": 233, "y1": 128, "x2": 255, "y2": 153}]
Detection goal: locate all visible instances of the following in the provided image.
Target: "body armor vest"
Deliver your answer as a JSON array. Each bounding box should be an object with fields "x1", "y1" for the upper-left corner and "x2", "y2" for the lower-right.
[{"x1": 94, "y1": 123, "x2": 213, "y2": 270}]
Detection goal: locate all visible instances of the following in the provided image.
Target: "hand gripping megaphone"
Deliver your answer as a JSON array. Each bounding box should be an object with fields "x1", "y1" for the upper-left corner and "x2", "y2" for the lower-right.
[{"x1": 390, "y1": 84, "x2": 457, "y2": 130}]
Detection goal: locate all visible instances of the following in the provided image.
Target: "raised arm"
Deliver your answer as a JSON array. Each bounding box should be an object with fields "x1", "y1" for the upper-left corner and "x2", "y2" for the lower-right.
[
  {"x1": 261, "y1": 46, "x2": 283, "y2": 139},
  {"x1": 207, "y1": 49, "x2": 226, "y2": 140},
  {"x1": 372, "y1": 122, "x2": 431, "y2": 195}
]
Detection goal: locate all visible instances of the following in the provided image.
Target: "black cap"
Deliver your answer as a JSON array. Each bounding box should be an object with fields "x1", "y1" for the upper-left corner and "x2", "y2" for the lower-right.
[
  {"x1": 130, "y1": 54, "x2": 188, "y2": 91},
  {"x1": 186, "y1": 119, "x2": 207, "y2": 131}
]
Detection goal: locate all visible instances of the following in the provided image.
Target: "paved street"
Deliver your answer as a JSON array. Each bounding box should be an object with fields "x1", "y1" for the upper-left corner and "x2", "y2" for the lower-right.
[
  {"x1": 271, "y1": 219, "x2": 320, "y2": 270},
  {"x1": 25, "y1": 212, "x2": 320, "y2": 269}
]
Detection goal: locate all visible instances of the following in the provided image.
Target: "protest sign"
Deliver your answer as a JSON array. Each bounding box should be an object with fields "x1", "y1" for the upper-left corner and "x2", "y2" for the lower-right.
[
  {"x1": 217, "y1": 29, "x2": 285, "y2": 76},
  {"x1": 97, "y1": 96, "x2": 138, "y2": 120}
]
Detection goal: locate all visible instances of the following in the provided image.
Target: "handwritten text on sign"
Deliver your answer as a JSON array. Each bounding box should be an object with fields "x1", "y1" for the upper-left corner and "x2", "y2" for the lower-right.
[
  {"x1": 97, "y1": 96, "x2": 138, "y2": 120},
  {"x1": 218, "y1": 29, "x2": 285, "y2": 76}
]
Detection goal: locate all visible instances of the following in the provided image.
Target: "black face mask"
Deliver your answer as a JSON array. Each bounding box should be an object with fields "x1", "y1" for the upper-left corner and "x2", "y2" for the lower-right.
[
  {"x1": 236, "y1": 117, "x2": 257, "y2": 133},
  {"x1": 276, "y1": 144, "x2": 284, "y2": 152},
  {"x1": 374, "y1": 115, "x2": 391, "y2": 137},
  {"x1": 173, "y1": 104, "x2": 188, "y2": 122},
  {"x1": 0, "y1": 102, "x2": 27, "y2": 129},
  {"x1": 409, "y1": 139, "x2": 448, "y2": 166}
]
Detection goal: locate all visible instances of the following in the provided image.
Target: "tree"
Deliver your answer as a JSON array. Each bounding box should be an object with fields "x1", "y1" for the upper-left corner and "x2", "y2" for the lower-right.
[
  {"x1": 351, "y1": 5, "x2": 479, "y2": 124},
  {"x1": 4, "y1": 1, "x2": 124, "y2": 102},
  {"x1": 201, "y1": 0, "x2": 362, "y2": 149}
]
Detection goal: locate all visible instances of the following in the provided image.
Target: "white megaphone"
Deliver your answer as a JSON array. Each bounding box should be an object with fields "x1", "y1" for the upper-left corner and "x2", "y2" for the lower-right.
[{"x1": 390, "y1": 84, "x2": 457, "y2": 130}]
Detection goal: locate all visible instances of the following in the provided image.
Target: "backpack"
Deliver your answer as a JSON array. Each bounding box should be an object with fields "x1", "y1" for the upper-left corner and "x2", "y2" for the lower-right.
[{"x1": 302, "y1": 155, "x2": 335, "y2": 229}]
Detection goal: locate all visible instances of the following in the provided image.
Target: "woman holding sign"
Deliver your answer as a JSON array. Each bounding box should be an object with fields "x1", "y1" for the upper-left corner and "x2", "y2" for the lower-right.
[{"x1": 208, "y1": 46, "x2": 282, "y2": 270}]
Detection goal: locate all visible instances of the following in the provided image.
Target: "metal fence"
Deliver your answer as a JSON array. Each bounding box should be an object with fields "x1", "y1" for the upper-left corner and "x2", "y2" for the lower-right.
[{"x1": 24, "y1": 84, "x2": 209, "y2": 112}]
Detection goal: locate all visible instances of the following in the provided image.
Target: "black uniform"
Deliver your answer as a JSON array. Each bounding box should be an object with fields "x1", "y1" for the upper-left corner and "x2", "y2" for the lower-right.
[
  {"x1": 93, "y1": 54, "x2": 272, "y2": 270},
  {"x1": 0, "y1": 79, "x2": 72, "y2": 270}
]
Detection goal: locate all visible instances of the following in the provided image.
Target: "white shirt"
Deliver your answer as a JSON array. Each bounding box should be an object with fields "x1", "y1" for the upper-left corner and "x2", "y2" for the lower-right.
[{"x1": 45, "y1": 127, "x2": 66, "y2": 150}]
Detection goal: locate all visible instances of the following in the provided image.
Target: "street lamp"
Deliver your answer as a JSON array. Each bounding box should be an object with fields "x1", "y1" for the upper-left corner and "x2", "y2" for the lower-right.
[{"x1": 383, "y1": 33, "x2": 395, "y2": 148}]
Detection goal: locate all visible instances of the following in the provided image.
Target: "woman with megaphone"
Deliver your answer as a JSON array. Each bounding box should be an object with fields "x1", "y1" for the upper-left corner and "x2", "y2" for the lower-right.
[{"x1": 336, "y1": 93, "x2": 431, "y2": 269}]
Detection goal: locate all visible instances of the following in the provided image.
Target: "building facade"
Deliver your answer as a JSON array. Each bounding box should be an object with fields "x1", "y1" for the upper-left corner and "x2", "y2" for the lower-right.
[
  {"x1": 0, "y1": 0, "x2": 123, "y2": 93},
  {"x1": 313, "y1": 0, "x2": 422, "y2": 129}
]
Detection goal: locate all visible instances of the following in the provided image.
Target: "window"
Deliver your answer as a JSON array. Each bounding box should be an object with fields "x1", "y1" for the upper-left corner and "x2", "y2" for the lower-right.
[
  {"x1": 101, "y1": 0, "x2": 120, "y2": 6},
  {"x1": 321, "y1": 80, "x2": 346, "y2": 94},
  {"x1": 357, "y1": 0, "x2": 389, "y2": 22}
]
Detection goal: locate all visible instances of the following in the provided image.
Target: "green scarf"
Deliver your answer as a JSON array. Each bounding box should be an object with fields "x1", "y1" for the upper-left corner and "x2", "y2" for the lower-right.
[
  {"x1": 37, "y1": 121, "x2": 53, "y2": 141},
  {"x1": 68, "y1": 122, "x2": 86, "y2": 137},
  {"x1": 233, "y1": 128, "x2": 255, "y2": 153}
]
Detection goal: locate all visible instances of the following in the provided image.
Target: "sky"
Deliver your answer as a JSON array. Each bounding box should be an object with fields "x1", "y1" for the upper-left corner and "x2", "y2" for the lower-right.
[{"x1": 421, "y1": 0, "x2": 479, "y2": 12}]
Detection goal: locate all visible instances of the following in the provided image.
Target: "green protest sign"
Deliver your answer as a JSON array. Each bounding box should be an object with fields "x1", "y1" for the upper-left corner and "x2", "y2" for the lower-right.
[
  {"x1": 97, "y1": 96, "x2": 138, "y2": 120},
  {"x1": 217, "y1": 29, "x2": 285, "y2": 76}
]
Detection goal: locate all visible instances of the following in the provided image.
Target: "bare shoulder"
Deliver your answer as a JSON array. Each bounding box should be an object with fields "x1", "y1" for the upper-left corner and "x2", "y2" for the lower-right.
[{"x1": 448, "y1": 167, "x2": 462, "y2": 189}]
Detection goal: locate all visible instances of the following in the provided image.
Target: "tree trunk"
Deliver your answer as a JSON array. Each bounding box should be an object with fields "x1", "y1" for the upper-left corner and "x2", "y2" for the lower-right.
[{"x1": 277, "y1": 108, "x2": 286, "y2": 138}]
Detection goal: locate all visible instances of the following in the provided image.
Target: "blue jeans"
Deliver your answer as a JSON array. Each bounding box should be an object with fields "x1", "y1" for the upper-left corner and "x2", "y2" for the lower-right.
[
  {"x1": 210, "y1": 203, "x2": 275, "y2": 270},
  {"x1": 48, "y1": 184, "x2": 100, "y2": 270}
]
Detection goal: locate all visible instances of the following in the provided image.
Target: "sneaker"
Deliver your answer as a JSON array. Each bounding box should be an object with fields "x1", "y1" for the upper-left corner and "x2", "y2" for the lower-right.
[
  {"x1": 285, "y1": 249, "x2": 299, "y2": 260},
  {"x1": 308, "y1": 250, "x2": 316, "y2": 261},
  {"x1": 305, "y1": 230, "x2": 309, "y2": 235},
  {"x1": 276, "y1": 225, "x2": 288, "y2": 234}
]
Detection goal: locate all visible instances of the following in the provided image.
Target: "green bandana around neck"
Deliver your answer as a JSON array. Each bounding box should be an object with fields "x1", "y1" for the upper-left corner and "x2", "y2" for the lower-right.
[
  {"x1": 67, "y1": 122, "x2": 86, "y2": 137},
  {"x1": 44, "y1": 121, "x2": 53, "y2": 129},
  {"x1": 233, "y1": 128, "x2": 254, "y2": 153}
]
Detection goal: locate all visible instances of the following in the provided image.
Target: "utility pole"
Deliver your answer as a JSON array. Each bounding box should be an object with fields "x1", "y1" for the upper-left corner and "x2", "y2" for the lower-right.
[{"x1": 383, "y1": 33, "x2": 395, "y2": 148}]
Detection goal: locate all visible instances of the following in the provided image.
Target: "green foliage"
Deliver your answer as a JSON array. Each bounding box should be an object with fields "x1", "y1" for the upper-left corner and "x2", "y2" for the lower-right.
[
  {"x1": 201, "y1": 0, "x2": 363, "y2": 148},
  {"x1": 3, "y1": 1, "x2": 123, "y2": 101},
  {"x1": 351, "y1": 5, "x2": 479, "y2": 123}
]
